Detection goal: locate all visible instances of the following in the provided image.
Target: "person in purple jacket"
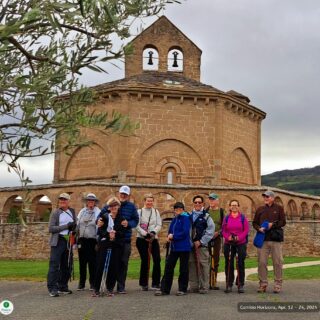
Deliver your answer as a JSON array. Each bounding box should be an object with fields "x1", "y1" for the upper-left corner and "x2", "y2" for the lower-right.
[{"x1": 222, "y1": 199, "x2": 249, "y2": 294}]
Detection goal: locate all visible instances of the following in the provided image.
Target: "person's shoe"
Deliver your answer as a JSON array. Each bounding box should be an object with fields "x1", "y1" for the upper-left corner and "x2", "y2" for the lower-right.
[
  {"x1": 141, "y1": 286, "x2": 148, "y2": 291},
  {"x1": 176, "y1": 291, "x2": 187, "y2": 296},
  {"x1": 199, "y1": 288, "x2": 208, "y2": 294},
  {"x1": 91, "y1": 291, "x2": 100, "y2": 297},
  {"x1": 273, "y1": 286, "x2": 281, "y2": 294},
  {"x1": 210, "y1": 285, "x2": 220, "y2": 290},
  {"x1": 155, "y1": 291, "x2": 169, "y2": 296},
  {"x1": 58, "y1": 289, "x2": 72, "y2": 294},
  {"x1": 257, "y1": 285, "x2": 267, "y2": 293},
  {"x1": 238, "y1": 286, "x2": 245, "y2": 293},
  {"x1": 117, "y1": 290, "x2": 127, "y2": 294},
  {"x1": 107, "y1": 291, "x2": 114, "y2": 297},
  {"x1": 188, "y1": 288, "x2": 199, "y2": 293},
  {"x1": 49, "y1": 291, "x2": 59, "y2": 297},
  {"x1": 77, "y1": 286, "x2": 85, "y2": 291},
  {"x1": 150, "y1": 285, "x2": 161, "y2": 291},
  {"x1": 89, "y1": 285, "x2": 94, "y2": 291},
  {"x1": 224, "y1": 286, "x2": 232, "y2": 293}
]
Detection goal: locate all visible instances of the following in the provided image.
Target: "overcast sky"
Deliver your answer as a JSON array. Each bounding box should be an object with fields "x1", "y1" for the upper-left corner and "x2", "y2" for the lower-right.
[{"x1": 1, "y1": 0, "x2": 320, "y2": 187}]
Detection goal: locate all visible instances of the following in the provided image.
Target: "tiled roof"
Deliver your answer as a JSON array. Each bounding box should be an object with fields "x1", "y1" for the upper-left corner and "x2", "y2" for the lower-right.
[{"x1": 92, "y1": 71, "x2": 223, "y2": 93}]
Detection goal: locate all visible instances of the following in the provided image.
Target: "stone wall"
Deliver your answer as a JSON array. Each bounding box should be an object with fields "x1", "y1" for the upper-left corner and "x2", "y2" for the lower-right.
[{"x1": 1, "y1": 221, "x2": 319, "y2": 260}]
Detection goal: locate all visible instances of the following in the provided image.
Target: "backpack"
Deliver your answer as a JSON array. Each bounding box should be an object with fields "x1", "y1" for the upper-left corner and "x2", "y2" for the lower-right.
[{"x1": 225, "y1": 213, "x2": 248, "y2": 243}]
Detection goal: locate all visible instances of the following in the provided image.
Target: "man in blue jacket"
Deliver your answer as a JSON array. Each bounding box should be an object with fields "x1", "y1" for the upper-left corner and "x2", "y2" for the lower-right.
[
  {"x1": 155, "y1": 202, "x2": 191, "y2": 296},
  {"x1": 99, "y1": 185, "x2": 139, "y2": 293}
]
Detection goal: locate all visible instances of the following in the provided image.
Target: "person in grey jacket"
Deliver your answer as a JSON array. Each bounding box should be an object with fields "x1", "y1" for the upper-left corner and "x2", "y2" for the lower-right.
[
  {"x1": 47, "y1": 193, "x2": 77, "y2": 297},
  {"x1": 76, "y1": 193, "x2": 100, "y2": 291}
]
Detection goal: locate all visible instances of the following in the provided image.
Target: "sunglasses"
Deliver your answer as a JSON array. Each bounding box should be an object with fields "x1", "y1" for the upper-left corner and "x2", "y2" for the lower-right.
[
  {"x1": 263, "y1": 195, "x2": 270, "y2": 198},
  {"x1": 193, "y1": 201, "x2": 203, "y2": 204}
]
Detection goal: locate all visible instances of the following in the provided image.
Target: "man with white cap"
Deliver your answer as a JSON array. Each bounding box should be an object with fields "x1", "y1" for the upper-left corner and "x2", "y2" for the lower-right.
[
  {"x1": 99, "y1": 185, "x2": 139, "y2": 293},
  {"x1": 76, "y1": 193, "x2": 101, "y2": 291},
  {"x1": 47, "y1": 193, "x2": 77, "y2": 297},
  {"x1": 253, "y1": 190, "x2": 286, "y2": 294}
]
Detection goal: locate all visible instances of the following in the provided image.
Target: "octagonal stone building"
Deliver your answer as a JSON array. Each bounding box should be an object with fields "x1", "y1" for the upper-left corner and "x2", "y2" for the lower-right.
[{"x1": 54, "y1": 16, "x2": 266, "y2": 188}]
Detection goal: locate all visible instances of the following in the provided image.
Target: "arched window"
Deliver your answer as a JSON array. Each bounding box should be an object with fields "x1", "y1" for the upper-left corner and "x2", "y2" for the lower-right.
[
  {"x1": 167, "y1": 48, "x2": 183, "y2": 72},
  {"x1": 165, "y1": 167, "x2": 176, "y2": 185},
  {"x1": 142, "y1": 47, "x2": 159, "y2": 71}
]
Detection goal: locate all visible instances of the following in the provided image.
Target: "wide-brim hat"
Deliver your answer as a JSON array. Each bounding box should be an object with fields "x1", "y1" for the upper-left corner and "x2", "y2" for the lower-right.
[{"x1": 85, "y1": 193, "x2": 98, "y2": 202}]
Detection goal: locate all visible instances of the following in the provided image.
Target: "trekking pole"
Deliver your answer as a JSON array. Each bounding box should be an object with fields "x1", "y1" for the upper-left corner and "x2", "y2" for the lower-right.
[
  {"x1": 209, "y1": 244, "x2": 215, "y2": 289},
  {"x1": 235, "y1": 246, "x2": 240, "y2": 292},
  {"x1": 225, "y1": 245, "x2": 232, "y2": 293},
  {"x1": 146, "y1": 239, "x2": 152, "y2": 288},
  {"x1": 67, "y1": 232, "x2": 76, "y2": 281},
  {"x1": 165, "y1": 241, "x2": 171, "y2": 259},
  {"x1": 100, "y1": 248, "x2": 112, "y2": 296},
  {"x1": 194, "y1": 245, "x2": 201, "y2": 279}
]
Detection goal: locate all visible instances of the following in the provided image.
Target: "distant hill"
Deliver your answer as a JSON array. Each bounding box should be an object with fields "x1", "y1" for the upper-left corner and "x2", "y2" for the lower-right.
[{"x1": 261, "y1": 165, "x2": 320, "y2": 196}]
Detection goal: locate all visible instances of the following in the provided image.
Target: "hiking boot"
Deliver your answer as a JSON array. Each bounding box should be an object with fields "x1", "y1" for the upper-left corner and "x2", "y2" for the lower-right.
[
  {"x1": 117, "y1": 290, "x2": 127, "y2": 294},
  {"x1": 238, "y1": 286, "x2": 244, "y2": 293},
  {"x1": 49, "y1": 291, "x2": 59, "y2": 297},
  {"x1": 273, "y1": 286, "x2": 281, "y2": 294},
  {"x1": 150, "y1": 285, "x2": 161, "y2": 291},
  {"x1": 155, "y1": 291, "x2": 169, "y2": 296},
  {"x1": 91, "y1": 291, "x2": 100, "y2": 297},
  {"x1": 199, "y1": 289, "x2": 208, "y2": 294},
  {"x1": 257, "y1": 285, "x2": 267, "y2": 293},
  {"x1": 176, "y1": 291, "x2": 187, "y2": 296},
  {"x1": 224, "y1": 286, "x2": 232, "y2": 293},
  {"x1": 141, "y1": 286, "x2": 148, "y2": 291},
  {"x1": 58, "y1": 289, "x2": 72, "y2": 294}
]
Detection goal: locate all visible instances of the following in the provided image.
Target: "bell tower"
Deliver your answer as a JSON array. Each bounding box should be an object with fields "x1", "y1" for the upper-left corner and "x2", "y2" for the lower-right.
[{"x1": 125, "y1": 16, "x2": 202, "y2": 81}]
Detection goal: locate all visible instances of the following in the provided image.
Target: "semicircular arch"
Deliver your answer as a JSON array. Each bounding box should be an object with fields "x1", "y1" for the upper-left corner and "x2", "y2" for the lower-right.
[
  {"x1": 225, "y1": 147, "x2": 255, "y2": 185},
  {"x1": 64, "y1": 143, "x2": 111, "y2": 180}
]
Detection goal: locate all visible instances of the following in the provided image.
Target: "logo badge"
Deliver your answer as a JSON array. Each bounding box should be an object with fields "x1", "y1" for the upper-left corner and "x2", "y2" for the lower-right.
[{"x1": 0, "y1": 300, "x2": 14, "y2": 315}]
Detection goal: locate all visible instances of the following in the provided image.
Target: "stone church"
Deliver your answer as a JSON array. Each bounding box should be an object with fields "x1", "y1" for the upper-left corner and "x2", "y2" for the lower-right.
[
  {"x1": 54, "y1": 16, "x2": 266, "y2": 189},
  {"x1": 1, "y1": 16, "x2": 319, "y2": 259}
]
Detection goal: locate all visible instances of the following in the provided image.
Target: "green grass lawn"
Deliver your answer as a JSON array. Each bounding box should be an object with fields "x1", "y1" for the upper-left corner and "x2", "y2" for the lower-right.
[
  {"x1": 247, "y1": 265, "x2": 320, "y2": 281},
  {"x1": 0, "y1": 256, "x2": 319, "y2": 281}
]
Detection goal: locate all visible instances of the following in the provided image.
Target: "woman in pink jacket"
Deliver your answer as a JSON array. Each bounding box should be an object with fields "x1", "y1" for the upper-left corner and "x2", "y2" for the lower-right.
[{"x1": 222, "y1": 199, "x2": 249, "y2": 294}]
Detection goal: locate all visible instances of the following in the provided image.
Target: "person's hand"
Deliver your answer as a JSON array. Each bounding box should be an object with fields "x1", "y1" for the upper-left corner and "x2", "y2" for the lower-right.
[
  {"x1": 121, "y1": 220, "x2": 128, "y2": 228},
  {"x1": 268, "y1": 222, "x2": 273, "y2": 229},
  {"x1": 259, "y1": 227, "x2": 265, "y2": 233},
  {"x1": 213, "y1": 231, "x2": 219, "y2": 239},
  {"x1": 109, "y1": 230, "x2": 116, "y2": 240},
  {"x1": 194, "y1": 240, "x2": 201, "y2": 248},
  {"x1": 150, "y1": 231, "x2": 156, "y2": 240},
  {"x1": 167, "y1": 234, "x2": 173, "y2": 241},
  {"x1": 97, "y1": 218, "x2": 104, "y2": 228},
  {"x1": 228, "y1": 235, "x2": 233, "y2": 241},
  {"x1": 67, "y1": 221, "x2": 76, "y2": 231}
]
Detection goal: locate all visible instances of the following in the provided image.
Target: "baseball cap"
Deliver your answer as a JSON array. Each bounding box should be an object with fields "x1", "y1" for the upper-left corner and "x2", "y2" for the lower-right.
[
  {"x1": 173, "y1": 202, "x2": 185, "y2": 210},
  {"x1": 58, "y1": 193, "x2": 70, "y2": 200},
  {"x1": 262, "y1": 190, "x2": 275, "y2": 198},
  {"x1": 119, "y1": 185, "x2": 130, "y2": 195},
  {"x1": 208, "y1": 193, "x2": 219, "y2": 200}
]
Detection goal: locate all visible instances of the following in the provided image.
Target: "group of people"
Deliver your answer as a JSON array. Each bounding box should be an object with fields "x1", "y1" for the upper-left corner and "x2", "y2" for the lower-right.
[{"x1": 47, "y1": 187, "x2": 286, "y2": 298}]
